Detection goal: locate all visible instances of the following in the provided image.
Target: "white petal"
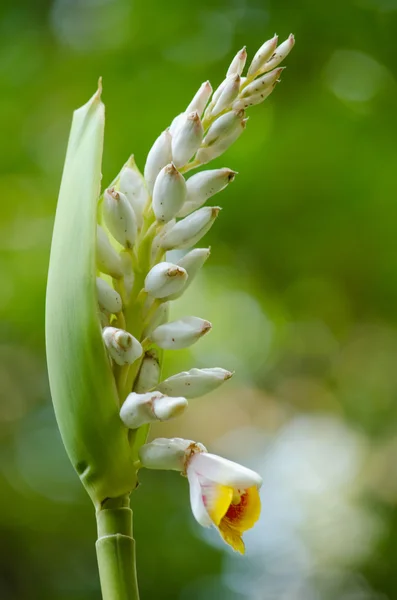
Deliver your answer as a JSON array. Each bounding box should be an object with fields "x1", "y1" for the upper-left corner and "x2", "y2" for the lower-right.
[
  {"x1": 190, "y1": 452, "x2": 262, "y2": 488},
  {"x1": 187, "y1": 468, "x2": 212, "y2": 528}
]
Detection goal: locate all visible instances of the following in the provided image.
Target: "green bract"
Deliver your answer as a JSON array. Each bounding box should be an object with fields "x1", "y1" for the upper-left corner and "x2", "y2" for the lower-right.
[{"x1": 45, "y1": 83, "x2": 136, "y2": 507}]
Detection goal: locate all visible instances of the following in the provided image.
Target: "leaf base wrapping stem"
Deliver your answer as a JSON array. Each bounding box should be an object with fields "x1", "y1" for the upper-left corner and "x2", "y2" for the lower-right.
[{"x1": 96, "y1": 498, "x2": 140, "y2": 600}]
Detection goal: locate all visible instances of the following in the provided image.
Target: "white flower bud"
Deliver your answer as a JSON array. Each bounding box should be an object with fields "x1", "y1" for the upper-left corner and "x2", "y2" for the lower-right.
[
  {"x1": 102, "y1": 327, "x2": 143, "y2": 366},
  {"x1": 186, "y1": 80, "x2": 213, "y2": 115},
  {"x1": 233, "y1": 86, "x2": 276, "y2": 111},
  {"x1": 247, "y1": 34, "x2": 278, "y2": 77},
  {"x1": 168, "y1": 248, "x2": 210, "y2": 300},
  {"x1": 139, "y1": 437, "x2": 206, "y2": 471},
  {"x1": 152, "y1": 163, "x2": 187, "y2": 223},
  {"x1": 227, "y1": 46, "x2": 247, "y2": 77},
  {"x1": 143, "y1": 303, "x2": 170, "y2": 338},
  {"x1": 144, "y1": 262, "x2": 188, "y2": 299},
  {"x1": 96, "y1": 277, "x2": 122, "y2": 314},
  {"x1": 241, "y1": 67, "x2": 284, "y2": 98},
  {"x1": 211, "y1": 74, "x2": 241, "y2": 116},
  {"x1": 158, "y1": 367, "x2": 233, "y2": 399},
  {"x1": 169, "y1": 113, "x2": 185, "y2": 136},
  {"x1": 120, "y1": 391, "x2": 187, "y2": 429},
  {"x1": 96, "y1": 225, "x2": 123, "y2": 278},
  {"x1": 178, "y1": 168, "x2": 237, "y2": 217},
  {"x1": 144, "y1": 129, "x2": 173, "y2": 193},
  {"x1": 119, "y1": 165, "x2": 149, "y2": 229},
  {"x1": 160, "y1": 207, "x2": 220, "y2": 250},
  {"x1": 120, "y1": 250, "x2": 135, "y2": 298},
  {"x1": 134, "y1": 350, "x2": 161, "y2": 393},
  {"x1": 103, "y1": 188, "x2": 137, "y2": 249},
  {"x1": 204, "y1": 110, "x2": 246, "y2": 147},
  {"x1": 260, "y1": 34, "x2": 295, "y2": 74},
  {"x1": 171, "y1": 112, "x2": 204, "y2": 168},
  {"x1": 196, "y1": 114, "x2": 247, "y2": 165},
  {"x1": 151, "y1": 218, "x2": 176, "y2": 262},
  {"x1": 150, "y1": 316, "x2": 212, "y2": 350}
]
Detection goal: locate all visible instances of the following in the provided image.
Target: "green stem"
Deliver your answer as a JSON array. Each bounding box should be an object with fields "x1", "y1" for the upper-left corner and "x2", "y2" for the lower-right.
[{"x1": 96, "y1": 496, "x2": 140, "y2": 600}]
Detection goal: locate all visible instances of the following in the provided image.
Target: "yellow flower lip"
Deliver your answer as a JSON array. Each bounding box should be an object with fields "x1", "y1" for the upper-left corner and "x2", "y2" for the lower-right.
[{"x1": 186, "y1": 452, "x2": 262, "y2": 554}]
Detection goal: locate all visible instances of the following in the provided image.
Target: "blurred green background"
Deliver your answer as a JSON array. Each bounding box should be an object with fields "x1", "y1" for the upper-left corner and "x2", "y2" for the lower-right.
[{"x1": 1, "y1": 0, "x2": 397, "y2": 598}]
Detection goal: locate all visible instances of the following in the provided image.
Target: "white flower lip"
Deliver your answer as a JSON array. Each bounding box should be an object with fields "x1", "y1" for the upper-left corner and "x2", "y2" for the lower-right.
[
  {"x1": 188, "y1": 452, "x2": 263, "y2": 488},
  {"x1": 150, "y1": 316, "x2": 212, "y2": 350},
  {"x1": 144, "y1": 261, "x2": 188, "y2": 299}
]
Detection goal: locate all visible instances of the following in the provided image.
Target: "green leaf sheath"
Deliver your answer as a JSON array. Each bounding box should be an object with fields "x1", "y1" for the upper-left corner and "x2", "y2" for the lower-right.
[
  {"x1": 45, "y1": 85, "x2": 137, "y2": 507},
  {"x1": 96, "y1": 501, "x2": 139, "y2": 600}
]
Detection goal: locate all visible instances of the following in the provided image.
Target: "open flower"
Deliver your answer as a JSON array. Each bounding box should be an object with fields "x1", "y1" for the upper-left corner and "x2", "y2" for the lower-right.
[{"x1": 186, "y1": 452, "x2": 262, "y2": 554}]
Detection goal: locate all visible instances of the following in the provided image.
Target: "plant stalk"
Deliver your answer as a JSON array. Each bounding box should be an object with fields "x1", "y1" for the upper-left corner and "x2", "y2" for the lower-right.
[{"x1": 96, "y1": 496, "x2": 140, "y2": 600}]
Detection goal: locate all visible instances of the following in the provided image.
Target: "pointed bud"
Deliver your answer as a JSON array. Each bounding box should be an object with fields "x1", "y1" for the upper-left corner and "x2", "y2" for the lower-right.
[
  {"x1": 102, "y1": 327, "x2": 143, "y2": 366},
  {"x1": 103, "y1": 188, "x2": 137, "y2": 249},
  {"x1": 186, "y1": 81, "x2": 213, "y2": 115},
  {"x1": 204, "y1": 110, "x2": 246, "y2": 147},
  {"x1": 247, "y1": 34, "x2": 278, "y2": 77},
  {"x1": 241, "y1": 67, "x2": 284, "y2": 98},
  {"x1": 152, "y1": 163, "x2": 187, "y2": 222},
  {"x1": 143, "y1": 303, "x2": 170, "y2": 338},
  {"x1": 119, "y1": 165, "x2": 149, "y2": 229},
  {"x1": 158, "y1": 367, "x2": 233, "y2": 399},
  {"x1": 178, "y1": 168, "x2": 237, "y2": 217},
  {"x1": 211, "y1": 74, "x2": 241, "y2": 116},
  {"x1": 150, "y1": 316, "x2": 212, "y2": 350},
  {"x1": 233, "y1": 84, "x2": 277, "y2": 111},
  {"x1": 96, "y1": 277, "x2": 122, "y2": 314},
  {"x1": 160, "y1": 207, "x2": 220, "y2": 250},
  {"x1": 144, "y1": 261, "x2": 188, "y2": 299},
  {"x1": 171, "y1": 112, "x2": 204, "y2": 168},
  {"x1": 168, "y1": 248, "x2": 210, "y2": 300},
  {"x1": 227, "y1": 47, "x2": 247, "y2": 77},
  {"x1": 151, "y1": 218, "x2": 176, "y2": 262},
  {"x1": 96, "y1": 225, "x2": 123, "y2": 278},
  {"x1": 134, "y1": 350, "x2": 161, "y2": 393},
  {"x1": 144, "y1": 129, "x2": 173, "y2": 193},
  {"x1": 196, "y1": 113, "x2": 247, "y2": 165},
  {"x1": 260, "y1": 34, "x2": 295, "y2": 74},
  {"x1": 120, "y1": 250, "x2": 135, "y2": 298},
  {"x1": 169, "y1": 113, "x2": 186, "y2": 136},
  {"x1": 139, "y1": 437, "x2": 206, "y2": 471},
  {"x1": 120, "y1": 391, "x2": 187, "y2": 429}
]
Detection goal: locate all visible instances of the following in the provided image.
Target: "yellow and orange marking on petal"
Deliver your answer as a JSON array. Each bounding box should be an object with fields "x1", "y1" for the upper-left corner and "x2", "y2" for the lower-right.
[{"x1": 203, "y1": 483, "x2": 261, "y2": 554}]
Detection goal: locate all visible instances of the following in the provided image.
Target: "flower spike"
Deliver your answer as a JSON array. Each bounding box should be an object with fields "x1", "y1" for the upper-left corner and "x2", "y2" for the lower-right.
[{"x1": 46, "y1": 30, "x2": 294, "y2": 597}]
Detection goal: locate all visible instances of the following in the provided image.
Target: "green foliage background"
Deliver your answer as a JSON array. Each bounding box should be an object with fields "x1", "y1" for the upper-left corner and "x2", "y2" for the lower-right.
[{"x1": 1, "y1": 0, "x2": 397, "y2": 598}]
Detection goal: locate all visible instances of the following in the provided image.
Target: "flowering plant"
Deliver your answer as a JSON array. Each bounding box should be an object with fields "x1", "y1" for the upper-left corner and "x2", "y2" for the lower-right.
[{"x1": 46, "y1": 33, "x2": 294, "y2": 599}]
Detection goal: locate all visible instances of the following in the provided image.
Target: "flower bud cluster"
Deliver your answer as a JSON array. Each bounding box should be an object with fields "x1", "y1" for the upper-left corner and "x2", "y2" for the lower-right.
[{"x1": 92, "y1": 36, "x2": 294, "y2": 548}]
